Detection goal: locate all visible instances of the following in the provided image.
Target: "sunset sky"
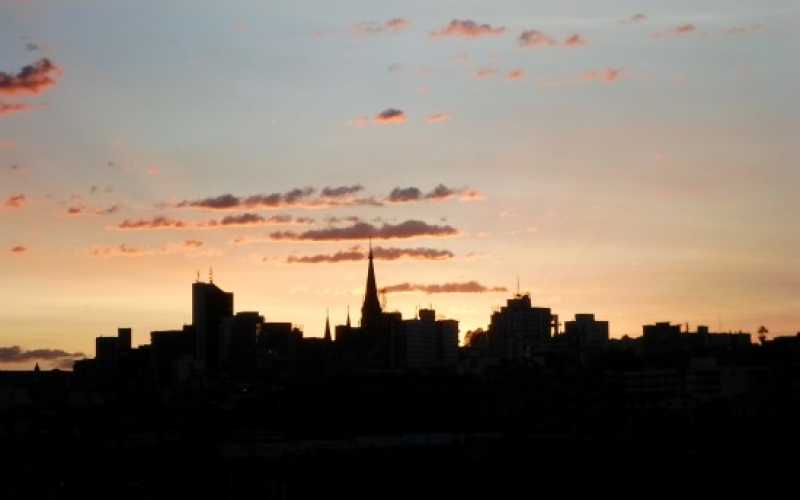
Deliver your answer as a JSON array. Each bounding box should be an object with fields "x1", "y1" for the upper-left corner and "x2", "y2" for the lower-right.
[{"x1": 2, "y1": 1, "x2": 799, "y2": 369}]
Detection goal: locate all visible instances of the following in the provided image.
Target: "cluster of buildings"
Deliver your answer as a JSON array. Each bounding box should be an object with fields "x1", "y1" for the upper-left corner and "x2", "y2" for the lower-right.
[
  {"x1": 65, "y1": 242, "x2": 800, "y2": 414},
  {"x1": 74, "y1": 245, "x2": 460, "y2": 387}
]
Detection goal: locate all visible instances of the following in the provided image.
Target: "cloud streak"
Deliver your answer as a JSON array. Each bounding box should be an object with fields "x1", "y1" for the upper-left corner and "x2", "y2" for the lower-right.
[
  {"x1": 0, "y1": 58, "x2": 62, "y2": 96},
  {"x1": 89, "y1": 240, "x2": 209, "y2": 258},
  {"x1": 381, "y1": 281, "x2": 508, "y2": 294},
  {"x1": 287, "y1": 245, "x2": 454, "y2": 263},
  {"x1": 270, "y1": 219, "x2": 459, "y2": 242},
  {"x1": 11, "y1": 245, "x2": 27, "y2": 253},
  {"x1": 0, "y1": 346, "x2": 85, "y2": 368},
  {"x1": 652, "y1": 24, "x2": 697, "y2": 38},
  {"x1": 176, "y1": 186, "x2": 380, "y2": 210},
  {"x1": 353, "y1": 18, "x2": 410, "y2": 34}
]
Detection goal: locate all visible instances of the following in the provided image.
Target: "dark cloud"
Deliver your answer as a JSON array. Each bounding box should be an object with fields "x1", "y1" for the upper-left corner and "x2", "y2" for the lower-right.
[
  {"x1": 177, "y1": 188, "x2": 380, "y2": 210},
  {"x1": 431, "y1": 19, "x2": 505, "y2": 38},
  {"x1": 387, "y1": 184, "x2": 480, "y2": 203},
  {"x1": 0, "y1": 58, "x2": 62, "y2": 96},
  {"x1": 184, "y1": 239, "x2": 203, "y2": 248},
  {"x1": 4, "y1": 194, "x2": 26, "y2": 208},
  {"x1": 201, "y1": 213, "x2": 311, "y2": 228},
  {"x1": 0, "y1": 346, "x2": 85, "y2": 367},
  {"x1": 11, "y1": 245, "x2": 27, "y2": 253},
  {"x1": 375, "y1": 108, "x2": 406, "y2": 124},
  {"x1": 25, "y1": 42, "x2": 40, "y2": 51},
  {"x1": 388, "y1": 187, "x2": 422, "y2": 203},
  {"x1": 321, "y1": 184, "x2": 363, "y2": 198},
  {"x1": 270, "y1": 219, "x2": 459, "y2": 242},
  {"x1": 287, "y1": 245, "x2": 454, "y2": 263},
  {"x1": 117, "y1": 216, "x2": 188, "y2": 230},
  {"x1": 381, "y1": 281, "x2": 508, "y2": 294}
]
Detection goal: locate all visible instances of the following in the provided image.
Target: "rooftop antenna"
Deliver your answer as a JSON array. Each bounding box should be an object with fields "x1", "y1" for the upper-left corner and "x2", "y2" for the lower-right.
[
  {"x1": 209, "y1": 266, "x2": 214, "y2": 284},
  {"x1": 195, "y1": 270, "x2": 200, "y2": 283},
  {"x1": 516, "y1": 275, "x2": 520, "y2": 296}
]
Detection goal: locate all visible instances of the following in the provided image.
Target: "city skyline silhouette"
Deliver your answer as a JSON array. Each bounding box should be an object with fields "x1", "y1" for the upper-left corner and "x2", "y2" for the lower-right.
[{"x1": 2, "y1": 3, "x2": 799, "y2": 496}]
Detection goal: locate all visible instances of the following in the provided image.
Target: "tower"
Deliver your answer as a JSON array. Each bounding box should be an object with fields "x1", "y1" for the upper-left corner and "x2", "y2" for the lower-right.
[
  {"x1": 324, "y1": 309, "x2": 332, "y2": 342},
  {"x1": 360, "y1": 239, "x2": 382, "y2": 329}
]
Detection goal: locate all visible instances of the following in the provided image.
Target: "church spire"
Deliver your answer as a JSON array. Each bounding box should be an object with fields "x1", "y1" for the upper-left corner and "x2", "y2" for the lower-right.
[
  {"x1": 346, "y1": 305, "x2": 351, "y2": 327},
  {"x1": 324, "y1": 309, "x2": 332, "y2": 341},
  {"x1": 361, "y1": 237, "x2": 382, "y2": 328}
]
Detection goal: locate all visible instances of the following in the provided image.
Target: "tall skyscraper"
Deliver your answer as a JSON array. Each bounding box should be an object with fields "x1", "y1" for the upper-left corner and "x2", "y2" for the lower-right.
[{"x1": 192, "y1": 279, "x2": 234, "y2": 371}]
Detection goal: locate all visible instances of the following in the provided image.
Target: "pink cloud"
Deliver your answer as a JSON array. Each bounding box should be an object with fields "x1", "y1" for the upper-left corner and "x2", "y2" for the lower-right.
[
  {"x1": 287, "y1": 245, "x2": 454, "y2": 264},
  {"x1": 11, "y1": 245, "x2": 27, "y2": 254},
  {"x1": 89, "y1": 240, "x2": 208, "y2": 258},
  {"x1": 4, "y1": 194, "x2": 26, "y2": 208},
  {"x1": 0, "y1": 58, "x2": 62, "y2": 96},
  {"x1": 425, "y1": 113, "x2": 451, "y2": 124},
  {"x1": 431, "y1": 19, "x2": 505, "y2": 38},
  {"x1": 507, "y1": 69, "x2": 525, "y2": 81},
  {"x1": 563, "y1": 34, "x2": 588, "y2": 47}
]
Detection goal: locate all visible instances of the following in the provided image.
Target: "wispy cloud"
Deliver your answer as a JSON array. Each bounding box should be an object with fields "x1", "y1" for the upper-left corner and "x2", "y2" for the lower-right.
[
  {"x1": 116, "y1": 216, "x2": 188, "y2": 230},
  {"x1": 381, "y1": 281, "x2": 508, "y2": 294},
  {"x1": 270, "y1": 219, "x2": 459, "y2": 242},
  {"x1": 652, "y1": 24, "x2": 696, "y2": 38},
  {"x1": 353, "y1": 17, "x2": 410, "y2": 34},
  {"x1": 431, "y1": 19, "x2": 505, "y2": 38},
  {"x1": 425, "y1": 112, "x2": 451, "y2": 124},
  {"x1": 620, "y1": 14, "x2": 647, "y2": 24},
  {"x1": 475, "y1": 68, "x2": 497, "y2": 79},
  {"x1": 89, "y1": 240, "x2": 210, "y2": 258},
  {"x1": 0, "y1": 101, "x2": 42, "y2": 117},
  {"x1": 287, "y1": 245, "x2": 454, "y2": 263},
  {"x1": 0, "y1": 58, "x2": 62, "y2": 96},
  {"x1": 11, "y1": 245, "x2": 27, "y2": 254},
  {"x1": 67, "y1": 204, "x2": 121, "y2": 216}
]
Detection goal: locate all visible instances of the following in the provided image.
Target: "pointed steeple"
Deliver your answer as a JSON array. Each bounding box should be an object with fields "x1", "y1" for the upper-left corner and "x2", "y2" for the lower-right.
[
  {"x1": 361, "y1": 238, "x2": 382, "y2": 328},
  {"x1": 324, "y1": 309, "x2": 332, "y2": 341},
  {"x1": 34, "y1": 362, "x2": 40, "y2": 373},
  {"x1": 346, "y1": 305, "x2": 351, "y2": 327}
]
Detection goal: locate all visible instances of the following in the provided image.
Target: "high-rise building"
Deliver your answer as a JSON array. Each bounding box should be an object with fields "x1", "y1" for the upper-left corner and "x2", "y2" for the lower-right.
[
  {"x1": 487, "y1": 294, "x2": 555, "y2": 359},
  {"x1": 220, "y1": 312, "x2": 263, "y2": 373},
  {"x1": 192, "y1": 279, "x2": 233, "y2": 371}
]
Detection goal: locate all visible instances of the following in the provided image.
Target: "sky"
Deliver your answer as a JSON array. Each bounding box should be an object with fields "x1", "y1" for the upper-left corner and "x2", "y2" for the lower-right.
[{"x1": 1, "y1": 0, "x2": 799, "y2": 369}]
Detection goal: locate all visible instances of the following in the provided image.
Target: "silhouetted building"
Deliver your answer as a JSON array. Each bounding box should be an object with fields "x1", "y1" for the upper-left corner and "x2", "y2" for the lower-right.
[
  {"x1": 487, "y1": 294, "x2": 556, "y2": 360},
  {"x1": 151, "y1": 326, "x2": 193, "y2": 386},
  {"x1": 401, "y1": 309, "x2": 458, "y2": 369},
  {"x1": 192, "y1": 279, "x2": 233, "y2": 371},
  {"x1": 361, "y1": 242, "x2": 382, "y2": 332},
  {"x1": 564, "y1": 313, "x2": 609, "y2": 350},
  {"x1": 221, "y1": 312, "x2": 263, "y2": 374}
]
